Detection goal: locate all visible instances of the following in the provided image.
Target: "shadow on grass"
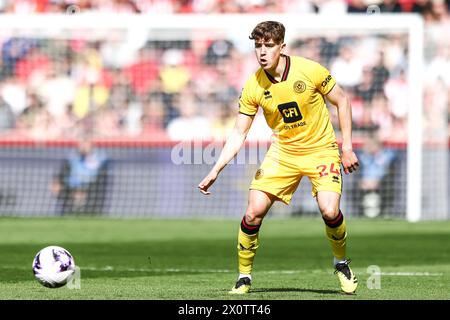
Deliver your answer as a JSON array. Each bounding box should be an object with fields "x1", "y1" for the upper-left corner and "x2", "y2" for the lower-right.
[{"x1": 250, "y1": 288, "x2": 341, "y2": 295}]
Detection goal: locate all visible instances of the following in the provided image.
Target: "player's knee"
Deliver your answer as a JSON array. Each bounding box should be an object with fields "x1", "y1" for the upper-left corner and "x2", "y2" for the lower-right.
[
  {"x1": 320, "y1": 206, "x2": 339, "y2": 220},
  {"x1": 244, "y1": 210, "x2": 264, "y2": 225}
]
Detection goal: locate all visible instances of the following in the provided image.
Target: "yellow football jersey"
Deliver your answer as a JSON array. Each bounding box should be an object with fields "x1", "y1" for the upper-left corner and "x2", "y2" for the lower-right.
[{"x1": 239, "y1": 55, "x2": 338, "y2": 155}]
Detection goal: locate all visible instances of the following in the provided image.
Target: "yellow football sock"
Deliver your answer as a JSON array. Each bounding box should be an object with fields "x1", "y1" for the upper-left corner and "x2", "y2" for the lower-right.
[
  {"x1": 324, "y1": 210, "x2": 347, "y2": 261},
  {"x1": 237, "y1": 217, "x2": 260, "y2": 275}
]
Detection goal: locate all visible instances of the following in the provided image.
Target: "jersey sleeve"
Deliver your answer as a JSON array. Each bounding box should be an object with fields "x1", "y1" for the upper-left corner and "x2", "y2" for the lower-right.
[
  {"x1": 238, "y1": 78, "x2": 258, "y2": 116},
  {"x1": 312, "y1": 62, "x2": 336, "y2": 95}
]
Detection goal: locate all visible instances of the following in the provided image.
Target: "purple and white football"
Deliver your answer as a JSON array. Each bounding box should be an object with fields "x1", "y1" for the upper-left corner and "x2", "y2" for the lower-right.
[{"x1": 32, "y1": 246, "x2": 76, "y2": 288}]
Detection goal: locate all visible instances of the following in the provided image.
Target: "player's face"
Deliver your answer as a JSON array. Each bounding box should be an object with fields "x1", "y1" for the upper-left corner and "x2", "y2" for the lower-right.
[{"x1": 254, "y1": 39, "x2": 285, "y2": 71}]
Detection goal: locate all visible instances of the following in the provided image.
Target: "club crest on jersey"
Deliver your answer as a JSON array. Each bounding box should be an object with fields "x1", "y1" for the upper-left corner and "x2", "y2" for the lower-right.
[
  {"x1": 293, "y1": 81, "x2": 306, "y2": 93},
  {"x1": 255, "y1": 169, "x2": 264, "y2": 180}
]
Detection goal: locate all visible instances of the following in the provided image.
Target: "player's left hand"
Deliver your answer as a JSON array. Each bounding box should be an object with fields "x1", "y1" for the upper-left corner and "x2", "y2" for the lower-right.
[{"x1": 341, "y1": 149, "x2": 359, "y2": 174}]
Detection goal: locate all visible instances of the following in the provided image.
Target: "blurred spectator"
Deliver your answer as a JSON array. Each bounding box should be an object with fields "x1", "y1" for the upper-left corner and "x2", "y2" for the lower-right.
[
  {"x1": 123, "y1": 47, "x2": 160, "y2": 97},
  {"x1": 8, "y1": 0, "x2": 44, "y2": 13},
  {"x1": 291, "y1": 38, "x2": 323, "y2": 63},
  {"x1": 1, "y1": 38, "x2": 37, "y2": 78},
  {"x1": 98, "y1": 0, "x2": 141, "y2": 13},
  {"x1": 211, "y1": 62, "x2": 239, "y2": 105},
  {"x1": 370, "y1": 94, "x2": 395, "y2": 141},
  {"x1": 140, "y1": 98, "x2": 169, "y2": 139},
  {"x1": 210, "y1": 102, "x2": 235, "y2": 140},
  {"x1": 318, "y1": 37, "x2": 341, "y2": 66},
  {"x1": 121, "y1": 97, "x2": 144, "y2": 136},
  {"x1": 423, "y1": 36, "x2": 450, "y2": 140},
  {"x1": 317, "y1": 0, "x2": 347, "y2": 15},
  {"x1": 423, "y1": 79, "x2": 448, "y2": 141},
  {"x1": 0, "y1": 96, "x2": 15, "y2": 132},
  {"x1": 172, "y1": 0, "x2": 192, "y2": 12},
  {"x1": 28, "y1": 108, "x2": 62, "y2": 139},
  {"x1": 371, "y1": 51, "x2": 390, "y2": 96},
  {"x1": 159, "y1": 49, "x2": 191, "y2": 94},
  {"x1": 347, "y1": 0, "x2": 367, "y2": 13},
  {"x1": 70, "y1": 42, "x2": 112, "y2": 119},
  {"x1": 423, "y1": 0, "x2": 449, "y2": 23},
  {"x1": 134, "y1": 0, "x2": 175, "y2": 13},
  {"x1": 15, "y1": 92, "x2": 43, "y2": 135},
  {"x1": 245, "y1": 110, "x2": 273, "y2": 142},
  {"x1": 51, "y1": 139, "x2": 109, "y2": 215},
  {"x1": 330, "y1": 44, "x2": 364, "y2": 88},
  {"x1": 106, "y1": 68, "x2": 135, "y2": 111},
  {"x1": 167, "y1": 92, "x2": 212, "y2": 141},
  {"x1": 73, "y1": 82, "x2": 109, "y2": 119},
  {"x1": 379, "y1": 0, "x2": 403, "y2": 12},
  {"x1": 384, "y1": 68, "x2": 408, "y2": 119},
  {"x1": 354, "y1": 67, "x2": 375, "y2": 104},
  {"x1": 90, "y1": 104, "x2": 121, "y2": 137},
  {"x1": 147, "y1": 76, "x2": 179, "y2": 128},
  {"x1": 411, "y1": 0, "x2": 432, "y2": 14},
  {"x1": 34, "y1": 59, "x2": 76, "y2": 119},
  {"x1": 380, "y1": 35, "x2": 407, "y2": 75},
  {"x1": 281, "y1": 0, "x2": 318, "y2": 13},
  {"x1": 207, "y1": 0, "x2": 242, "y2": 13},
  {"x1": 15, "y1": 46, "x2": 52, "y2": 84},
  {"x1": 357, "y1": 133, "x2": 396, "y2": 218},
  {"x1": 0, "y1": 76, "x2": 27, "y2": 115},
  {"x1": 204, "y1": 39, "x2": 234, "y2": 65}
]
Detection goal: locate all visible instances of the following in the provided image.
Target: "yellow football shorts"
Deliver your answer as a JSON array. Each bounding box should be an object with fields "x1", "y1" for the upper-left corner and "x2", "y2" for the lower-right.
[{"x1": 250, "y1": 145, "x2": 342, "y2": 204}]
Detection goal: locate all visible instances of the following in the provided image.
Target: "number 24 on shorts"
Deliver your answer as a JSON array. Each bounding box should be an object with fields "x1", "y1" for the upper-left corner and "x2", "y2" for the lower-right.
[{"x1": 316, "y1": 163, "x2": 340, "y2": 177}]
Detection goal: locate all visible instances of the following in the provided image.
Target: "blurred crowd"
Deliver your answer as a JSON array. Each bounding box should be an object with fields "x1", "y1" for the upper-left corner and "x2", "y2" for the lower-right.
[
  {"x1": 0, "y1": 1, "x2": 448, "y2": 143},
  {"x1": 0, "y1": 0, "x2": 448, "y2": 19}
]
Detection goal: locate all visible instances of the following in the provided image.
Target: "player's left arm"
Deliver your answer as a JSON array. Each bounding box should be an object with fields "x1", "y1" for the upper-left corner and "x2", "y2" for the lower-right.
[{"x1": 325, "y1": 84, "x2": 359, "y2": 174}]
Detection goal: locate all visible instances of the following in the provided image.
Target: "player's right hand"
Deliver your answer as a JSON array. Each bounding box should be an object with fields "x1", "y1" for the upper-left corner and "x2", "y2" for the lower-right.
[
  {"x1": 341, "y1": 148, "x2": 359, "y2": 174},
  {"x1": 198, "y1": 171, "x2": 218, "y2": 195}
]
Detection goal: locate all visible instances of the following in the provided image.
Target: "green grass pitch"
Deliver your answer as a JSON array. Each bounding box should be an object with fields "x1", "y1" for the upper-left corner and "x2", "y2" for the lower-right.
[{"x1": 1, "y1": 217, "x2": 449, "y2": 300}]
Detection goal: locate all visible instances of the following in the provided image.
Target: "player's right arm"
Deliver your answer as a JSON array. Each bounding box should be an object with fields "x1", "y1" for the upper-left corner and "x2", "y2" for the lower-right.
[{"x1": 198, "y1": 113, "x2": 254, "y2": 195}]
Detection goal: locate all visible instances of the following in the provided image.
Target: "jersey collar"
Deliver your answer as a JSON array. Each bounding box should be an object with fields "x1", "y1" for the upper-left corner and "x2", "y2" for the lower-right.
[{"x1": 264, "y1": 55, "x2": 291, "y2": 84}]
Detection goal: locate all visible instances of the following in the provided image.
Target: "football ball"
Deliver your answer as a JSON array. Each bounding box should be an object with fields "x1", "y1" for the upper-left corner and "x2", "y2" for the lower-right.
[{"x1": 32, "y1": 246, "x2": 76, "y2": 288}]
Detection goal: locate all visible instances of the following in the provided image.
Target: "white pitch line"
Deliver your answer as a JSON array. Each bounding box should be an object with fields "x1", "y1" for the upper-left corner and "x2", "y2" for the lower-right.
[
  {"x1": 77, "y1": 266, "x2": 233, "y2": 273},
  {"x1": 3, "y1": 266, "x2": 444, "y2": 276},
  {"x1": 80, "y1": 267, "x2": 307, "y2": 274},
  {"x1": 378, "y1": 272, "x2": 443, "y2": 276},
  {"x1": 56, "y1": 268, "x2": 447, "y2": 276}
]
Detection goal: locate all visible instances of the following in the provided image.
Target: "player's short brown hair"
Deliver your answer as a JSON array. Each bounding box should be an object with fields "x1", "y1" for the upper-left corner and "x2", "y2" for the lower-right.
[{"x1": 249, "y1": 21, "x2": 285, "y2": 44}]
